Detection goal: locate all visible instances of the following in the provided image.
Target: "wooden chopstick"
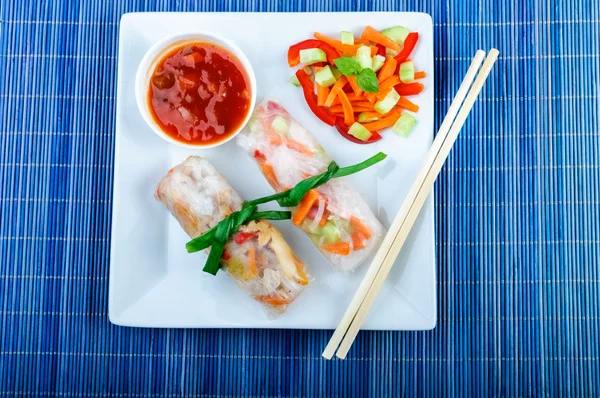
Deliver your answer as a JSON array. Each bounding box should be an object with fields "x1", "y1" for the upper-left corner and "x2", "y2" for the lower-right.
[{"x1": 323, "y1": 49, "x2": 498, "y2": 360}]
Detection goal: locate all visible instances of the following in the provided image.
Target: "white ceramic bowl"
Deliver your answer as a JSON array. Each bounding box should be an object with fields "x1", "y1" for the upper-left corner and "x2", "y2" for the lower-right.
[{"x1": 135, "y1": 32, "x2": 257, "y2": 149}]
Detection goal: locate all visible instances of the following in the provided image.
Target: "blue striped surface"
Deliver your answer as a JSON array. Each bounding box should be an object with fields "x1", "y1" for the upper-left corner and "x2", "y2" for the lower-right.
[{"x1": 1, "y1": 0, "x2": 599, "y2": 396}]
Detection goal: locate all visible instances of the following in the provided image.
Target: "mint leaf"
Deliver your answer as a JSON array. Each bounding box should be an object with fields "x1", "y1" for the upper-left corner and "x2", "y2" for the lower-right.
[
  {"x1": 334, "y1": 57, "x2": 362, "y2": 76},
  {"x1": 356, "y1": 69, "x2": 379, "y2": 93}
]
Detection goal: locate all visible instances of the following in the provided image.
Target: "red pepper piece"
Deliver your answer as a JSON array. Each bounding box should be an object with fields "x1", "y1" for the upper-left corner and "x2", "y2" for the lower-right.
[
  {"x1": 234, "y1": 231, "x2": 257, "y2": 244},
  {"x1": 376, "y1": 44, "x2": 386, "y2": 57},
  {"x1": 295, "y1": 70, "x2": 337, "y2": 126},
  {"x1": 334, "y1": 118, "x2": 382, "y2": 144},
  {"x1": 394, "y1": 32, "x2": 419, "y2": 64},
  {"x1": 394, "y1": 82, "x2": 425, "y2": 96},
  {"x1": 287, "y1": 39, "x2": 340, "y2": 67}
]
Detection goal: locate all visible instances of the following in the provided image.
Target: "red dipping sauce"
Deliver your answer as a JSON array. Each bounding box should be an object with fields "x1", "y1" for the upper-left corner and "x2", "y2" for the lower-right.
[{"x1": 148, "y1": 42, "x2": 252, "y2": 146}]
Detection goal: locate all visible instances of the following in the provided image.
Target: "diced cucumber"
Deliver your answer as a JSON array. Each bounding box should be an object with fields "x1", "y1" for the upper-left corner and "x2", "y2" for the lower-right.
[
  {"x1": 271, "y1": 115, "x2": 288, "y2": 134},
  {"x1": 299, "y1": 48, "x2": 327, "y2": 65},
  {"x1": 386, "y1": 48, "x2": 399, "y2": 57},
  {"x1": 374, "y1": 88, "x2": 400, "y2": 114},
  {"x1": 399, "y1": 61, "x2": 415, "y2": 83},
  {"x1": 372, "y1": 55, "x2": 386, "y2": 72},
  {"x1": 355, "y1": 46, "x2": 372, "y2": 70},
  {"x1": 392, "y1": 112, "x2": 417, "y2": 137},
  {"x1": 341, "y1": 31, "x2": 355, "y2": 45},
  {"x1": 330, "y1": 66, "x2": 343, "y2": 80},
  {"x1": 358, "y1": 112, "x2": 379, "y2": 123},
  {"x1": 348, "y1": 122, "x2": 373, "y2": 141},
  {"x1": 381, "y1": 26, "x2": 410, "y2": 45},
  {"x1": 289, "y1": 74, "x2": 301, "y2": 87},
  {"x1": 314, "y1": 65, "x2": 337, "y2": 87},
  {"x1": 320, "y1": 221, "x2": 341, "y2": 244}
]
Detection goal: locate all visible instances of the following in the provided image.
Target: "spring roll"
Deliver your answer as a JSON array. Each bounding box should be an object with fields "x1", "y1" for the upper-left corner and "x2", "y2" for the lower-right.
[
  {"x1": 155, "y1": 156, "x2": 311, "y2": 315},
  {"x1": 237, "y1": 100, "x2": 385, "y2": 272}
]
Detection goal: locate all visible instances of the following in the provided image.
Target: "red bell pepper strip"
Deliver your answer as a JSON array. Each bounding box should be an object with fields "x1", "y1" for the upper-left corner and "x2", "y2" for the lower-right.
[
  {"x1": 394, "y1": 82, "x2": 425, "y2": 96},
  {"x1": 234, "y1": 231, "x2": 257, "y2": 244},
  {"x1": 394, "y1": 32, "x2": 419, "y2": 64},
  {"x1": 335, "y1": 118, "x2": 382, "y2": 144},
  {"x1": 376, "y1": 44, "x2": 386, "y2": 57},
  {"x1": 288, "y1": 39, "x2": 339, "y2": 67},
  {"x1": 296, "y1": 70, "x2": 337, "y2": 126}
]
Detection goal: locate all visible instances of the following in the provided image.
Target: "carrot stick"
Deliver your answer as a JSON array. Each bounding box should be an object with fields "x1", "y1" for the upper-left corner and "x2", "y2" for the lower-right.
[
  {"x1": 320, "y1": 242, "x2": 351, "y2": 256},
  {"x1": 374, "y1": 76, "x2": 402, "y2": 101},
  {"x1": 370, "y1": 46, "x2": 378, "y2": 57},
  {"x1": 397, "y1": 96, "x2": 419, "y2": 112},
  {"x1": 332, "y1": 91, "x2": 364, "y2": 105},
  {"x1": 377, "y1": 57, "x2": 397, "y2": 82},
  {"x1": 324, "y1": 76, "x2": 348, "y2": 107},
  {"x1": 358, "y1": 111, "x2": 382, "y2": 121},
  {"x1": 317, "y1": 83, "x2": 330, "y2": 106},
  {"x1": 414, "y1": 71, "x2": 427, "y2": 79},
  {"x1": 350, "y1": 216, "x2": 373, "y2": 239},
  {"x1": 318, "y1": 209, "x2": 330, "y2": 227},
  {"x1": 360, "y1": 111, "x2": 401, "y2": 131},
  {"x1": 354, "y1": 38, "x2": 370, "y2": 44},
  {"x1": 351, "y1": 232, "x2": 367, "y2": 250},
  {"x1": 248, "y1": 247, "x2": 258, "y2": 275},
  {"x1": 292, "y1": 189, "x2": 319, "y2": 225},
  {"x1": 360, "y1": 25, "x2": 402, "y2": 52},
  {"x1": 347, "y1": 76, "x2": 364, "y2": 96},
  {"x1": 256, "y1": 294, "x2": 291, "y2": 306},
  {"x1": 267, "y1": 134, "x2": 314, "y2": 156},
  {"x1": 314, "y1": 32, "x2": 361, "y2": 55},
  {"x1": 334, "y1": 88, "x2": 354, "y2": 125},
  {"x1": 330, "y1": 105, "x2": 373, "y2": 113},
  {"x1": 260, "y1": 163, "x2": 280, "y2": 190}
]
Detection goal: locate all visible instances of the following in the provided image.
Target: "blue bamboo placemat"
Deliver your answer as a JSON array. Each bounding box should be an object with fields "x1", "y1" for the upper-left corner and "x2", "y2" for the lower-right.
[{"x1": 1, "y1": 0, "x2": 599, "y2": 396}]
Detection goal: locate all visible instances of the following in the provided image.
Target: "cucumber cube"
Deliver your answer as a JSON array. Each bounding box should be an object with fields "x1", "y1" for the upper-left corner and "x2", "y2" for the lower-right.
[
  {"x1": 399, "y1": 61, "x2": 415, "y2": 83},
  {"x1": 381, "y1": 26, "x2": 410, "y2": 45},
  {"x1": 315, "y1": 65, "x2": 337, "y2": 87},
  {"x1": 392, "y1": 112, "x2": 417, "y2": 137},
  {"x1": 299, "y1": 48, "x2": 327, "y2": 65},
  {"x1": 341, "y1": 31, "x2": 355, "y2": 45},
  {"x1": 374, "y1": 89, "x2": 400, "y2": 114},
  {"x1": 348, "y1": 122, "x2": 373, "y2": 141}
]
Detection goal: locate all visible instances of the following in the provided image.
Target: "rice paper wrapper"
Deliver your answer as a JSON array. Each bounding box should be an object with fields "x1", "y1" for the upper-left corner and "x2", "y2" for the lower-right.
[
  {"x1": 155, "y1": 156, "x2": 312, "y2": 317},
  {"x1": 237, "y1": 99, "x2": 386, "y2": 272}
]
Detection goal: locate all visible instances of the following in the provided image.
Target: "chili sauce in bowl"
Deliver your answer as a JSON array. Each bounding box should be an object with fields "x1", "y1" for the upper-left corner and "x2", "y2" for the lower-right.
[{"x1": 136, "y1": 34, "x2": 256, "y2": 148}]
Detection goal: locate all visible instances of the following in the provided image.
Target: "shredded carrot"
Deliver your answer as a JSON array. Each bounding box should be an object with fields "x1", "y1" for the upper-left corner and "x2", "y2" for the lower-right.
[
  {"x1": 330, "y1": 105, "x2": 373, "y2": 113},
  {"x1": 314, "y1": 32, "x2": 361, "y2": 54},
  {"x1": 324, "y1": 76, "x2": 348, "y2": 107},
  {"x1": 370, "y1": 45, "x2": 379, "y2": 57},
  {"x1": 350, "y1": 216, "x2": 373, "y2": 239},
  {"x1": 331, "y1": 91, "x2": 363, "y2": 105},
  {"x1": 318, "y1": 209, "x2": 330, "y2": 227},
  {"x1": 361, "y1": 25, "x2": 402, "y2": 52},
  {"x1": 248, "y1": 247, "x2": 258, "y2": 275},
  {"x1": 354, "y1": 38, "x2": 370, "y2": 45},
  {"x1": 334, "y1": 88, "x2": 354, "y2": 125},
  {"x1": 256, "y1": 294, "x2": 291, "y2": 306},
  {"x1": 351, "y1": 232, "x2": 367, "y2": 250},
  {"x1": 347, "y1": 75, "x2": 363, "y2": 96},
  {"x1": 414, "y1": 71, "x2": 427, "y2": 79},
  {"x1": 320, "y1": 242, "x2": 351, "y2": 256},
  {"x1": 317, "y1": 83, "x2": 330, "y2": 106},
  {"x1": 292, "y1": 189, "x2": 320, "y2": 225},
  {"x1": 377, "y1": 57, "x2": 397, "y2": 82},
  {"x1": 361, "y1": 111, "x2": 401, "y2": 131},
  {"x1": 260, "y1": 163, "x2": 280, "y2": 190},
  {"x1": 397, "y1": 96, "x2": 419, "y2": 112},
  {"x1": 358, "y1": 111, "x2": 383, "y2": 121},
  {"x1": 267, "y1": 134, "x2": 314, "y2": 156},
  {"x1": 348, "y1": 100, "x2": 374, "y2": 107}
]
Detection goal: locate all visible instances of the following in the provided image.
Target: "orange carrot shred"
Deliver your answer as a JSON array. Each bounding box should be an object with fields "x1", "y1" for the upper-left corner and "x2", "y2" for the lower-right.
[
  {"x1": 397, "y1": 96, "x2": 419, "y2": 112},
  {"x1": 377, "y1": 57, "x2": 397, "y2": 82},
  {"x1": 292, "y1": 189, "x2": 319, "y2": 226},
  {"x1": 414, "y1": 71, "x2": 427, "y2": 79},
  {"x1": 361, "y1": 111, "x2": 401, "y2": 131},
  {"x1": 248, "y1": 247, "x2": 258, "y2": 275},
  {"x1": 324, "y1": 76, "x2": 348, "y2": 107},
  {"x1": 351, "y1": 232, "x2": 367, "y2": 250},
  {"x1": 317, "y1": 83, "x2": 330, "y2": 106},
  {"x1": 320, "y1": 242, "x2": 351, "y2": 256},
  {"x1": 335, "y1": 88, "x2": 354, "y2": 125},
  {"x1": 313, "y1": 32, "x2": 362, "y2": 55},
  {"x1": 360, "y1": 25, "x2": 402, "y2": 52},
  {"x1": 350, "y1": 216, "x2": 373, "y2": 239}
]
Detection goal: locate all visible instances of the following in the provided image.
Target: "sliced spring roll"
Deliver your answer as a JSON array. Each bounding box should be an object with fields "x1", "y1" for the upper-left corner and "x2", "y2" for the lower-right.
[
  {"x1": 237, "y1": 100, "x2": 385, "y2": 272},
  {"x1": 155, "y1": 156, "x2": 311, "y2": 315}
]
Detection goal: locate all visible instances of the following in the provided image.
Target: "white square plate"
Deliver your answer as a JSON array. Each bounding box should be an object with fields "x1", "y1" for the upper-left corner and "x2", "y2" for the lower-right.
[{"x1": 109, "y1": 12, "x2": 436, "y2": 330}]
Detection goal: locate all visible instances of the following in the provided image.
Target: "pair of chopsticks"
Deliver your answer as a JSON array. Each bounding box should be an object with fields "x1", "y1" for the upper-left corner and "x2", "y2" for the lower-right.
[{"x1": 323, "y1": 49, "x2": 499, "y2": 360}]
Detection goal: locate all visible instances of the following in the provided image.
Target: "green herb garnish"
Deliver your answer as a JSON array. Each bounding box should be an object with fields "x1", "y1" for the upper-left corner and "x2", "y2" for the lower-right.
[
  {"x1": 186, "y1": 152, "x2": 387, "y2": 275},
  {"x1": 333, "y1": 57, "x2": 380, "y2": 93}
]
